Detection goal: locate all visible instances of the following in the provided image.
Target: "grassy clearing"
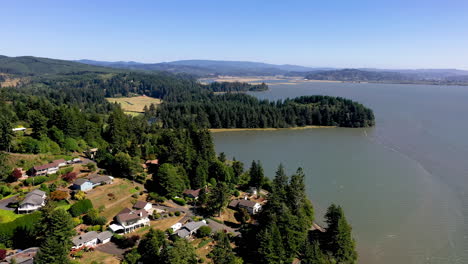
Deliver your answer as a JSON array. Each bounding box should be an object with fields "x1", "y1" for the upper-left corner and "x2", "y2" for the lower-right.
[
  {"x1": 85, "y1": 179, "x2": 141, "y2": 220},
  {"x1": 106, "y1": 96, "x2": 162, "y2": 113},
  {"x1": 6, "y1": 153, "x2": 75, "y2": 170},
  {"x1": 78, "y1": 250, "x2": 121, "y2": 264},
  {"x1": 0, "y1": 209, "x2": 21, "y2": 223}
]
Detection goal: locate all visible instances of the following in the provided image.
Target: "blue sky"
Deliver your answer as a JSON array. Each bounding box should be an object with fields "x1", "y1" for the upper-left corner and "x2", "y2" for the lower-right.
[{"x1": 3, "y1": 0, "x2": 468, "y2": 69}]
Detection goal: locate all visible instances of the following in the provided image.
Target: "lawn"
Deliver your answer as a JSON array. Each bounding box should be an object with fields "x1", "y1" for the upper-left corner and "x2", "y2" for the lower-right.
[
  {"x1": 85, "y1": 179, "x2": 143, "y2": 220},
  {"x1": 6, "y1": 153, "x2": 75, "y2": 171},
  {"x1": 78, "y1": 250, "x2": 120, "y2": 264},
  {"x1": 106, "y1": 96, "x2": 162, "y2": 113},
  {"x1": 0, "y1": 209, "x2": 21, "y2": 223}
]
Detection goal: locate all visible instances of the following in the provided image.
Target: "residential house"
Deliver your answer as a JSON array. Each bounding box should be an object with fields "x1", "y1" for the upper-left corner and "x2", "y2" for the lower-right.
[
  {"x1": 72, "y1": 175, "x2": 113, "y2": 191},
  {"x1": 133, "y1": 201, "x2": 152, "y2": 212},
  {"x1": 17, "y1": 189, "x2": 46, "y2": 214},
  {"x1": 171, "y1": 222, "x2": 183, "y2": 232},
  {"x1": 176, "y1": 220, "x2": 207, "y2": 238},
  {"x1": 31, "y1": 162, "x2": 59, "y2": 176},
  {"x1": 182, "y1": 189, "x2": 201, "y2": 199},
  {"x1": 1, "y1": 247, "x2": 38, "y2": 264},
  {"x1": 144, "y1": 159, "x2": 159, "y2": 172},
  {"x1": 88, "y1": 174, "x2": 113, "y2": 187},
  {"x1": 72, "y1": 178, "x2": 94, "y2": 191},
  {"x1": 71, "y1": 231, "x2": 112, "y2": 249},
  {"x1": 11, "y1": 127, "x2": 26, "y2": 132},
  {"x1": 53, "y1": 159, "x2": 67, "y2": 167},
  {"x1": 229, "y1": 198, "x2": 262, "y2": 215},
  {"x1": 109, "y1": 208, "x2": 150, "y2": 234},
  {"x1": 72, "y1": 231, "x2": 99, "y2": 249}
]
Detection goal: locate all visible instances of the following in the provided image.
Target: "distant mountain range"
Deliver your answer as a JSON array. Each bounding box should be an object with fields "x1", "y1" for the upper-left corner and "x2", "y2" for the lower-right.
[
  {"x1": 1, "y1": 55, "x2": 468, "y2": 85},
  {"x1": 75, "y1": 59, "x2": 335, "y2": 76}
]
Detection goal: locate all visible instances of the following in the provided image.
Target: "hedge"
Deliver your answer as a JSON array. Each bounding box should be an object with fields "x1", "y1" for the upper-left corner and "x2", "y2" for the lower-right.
[
  {"x1": 172, "y1": 197, "x2": 186, "y2": 206},
  {"x1": 24, "y1": 176, "x2": 47, "y2": 186},
  {"x1": 69, "y1": 199, "x2": 93, "y2": 217}
]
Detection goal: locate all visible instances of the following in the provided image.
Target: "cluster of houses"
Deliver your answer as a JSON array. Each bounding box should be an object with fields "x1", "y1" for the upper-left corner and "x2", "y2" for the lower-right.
[{"x1": 72, "y1": 174, "x2": 113, "y2": 192}]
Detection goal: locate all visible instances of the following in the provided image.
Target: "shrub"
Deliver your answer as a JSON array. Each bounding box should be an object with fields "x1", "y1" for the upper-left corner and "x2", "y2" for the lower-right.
[
  {"x1": 112, "y1": 234, "x2": 139, "y2": 249},
  {"x1": 233, "y1": 190, "x2": 240, "y2": 197},
  {"x1": 9, "y1": 169, "x2": 23, "y2": 182},
  {"x1": 172, "y1": 197, "x2": 186, "y2": 206},
  {"x1": 62, "y1": 172, "x2": 77, "y2": 183},
  {"x1": 169, "y1": 212, "x2": 174, "y2": 217},
  {"x1": 174, "y1": 211, "x2": 181, "y2": 216},
  {"x1": 69, "y1": 199, "x2": 93, "y2": 217},
  {"x1": 196, "y1": 226, "x2": 212, "y2": 238},
  {"x1": 83, "y1": 209, "x2": 107, "y2": 225},
  {"x1": 24, "y1": 176, "x2": 47, "y2": 186},
  {"x1": 50, "y1": 190, "x2": 69, "y2": 201},
  {"x1": 73, "y1": 191, "x2": 86, "y2": 201},
  {"x1": 152, "y1": 212, "x2": 161, "y2": 219}
]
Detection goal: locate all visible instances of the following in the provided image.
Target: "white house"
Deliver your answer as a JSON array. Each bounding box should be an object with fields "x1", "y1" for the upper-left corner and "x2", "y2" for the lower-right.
[
  {"x1": 32, "y1": 162, "x2": 59, "y2": 176},
  {"x1": 12, "y1": 127, "x2": 26, "y2": 132},
  {"x1": 72, "y1": 231, "x2": 99, "y2": 249},
  {"x1": 229, "y1": 198, "x2": 262, "y2": 215},
  {"x1": 110, "y1": 208, "x2": 150, "y2": 234},
  {"x1": 171, "y1": 222, "x2": 183, "y2": 232},
  {"x1": 71, "y1": 231, "x2": 112, "y2": 249},
  {"x1": 133, "y1": 200, "x2": 152, "y2": 212},
  {"x1": 17, "y1": 189, "x2": 46, "y2": 214}
]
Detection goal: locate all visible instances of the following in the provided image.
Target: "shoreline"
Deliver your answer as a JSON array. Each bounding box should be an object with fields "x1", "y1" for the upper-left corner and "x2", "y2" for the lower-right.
[{"x1": 209, "y1": 125, "x2": 336, "y2": 133}]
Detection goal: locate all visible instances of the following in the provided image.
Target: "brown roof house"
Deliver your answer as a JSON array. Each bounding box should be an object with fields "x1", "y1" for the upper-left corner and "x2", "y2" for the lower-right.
[
  {"x1": 133, "y1": 201, "x2": 152, "y2": 212},
  {"x1": 229, "y1": 198, "x2": 262, "y2": 215},
  {"x1": 109, "y1": 208, "x2": 150, "y2": 234}
]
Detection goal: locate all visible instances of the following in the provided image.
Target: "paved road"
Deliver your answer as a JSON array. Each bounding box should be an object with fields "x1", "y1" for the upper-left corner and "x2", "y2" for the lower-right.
[{"x1": 0, "y1": 195, "x2": 18, "y2": 211}]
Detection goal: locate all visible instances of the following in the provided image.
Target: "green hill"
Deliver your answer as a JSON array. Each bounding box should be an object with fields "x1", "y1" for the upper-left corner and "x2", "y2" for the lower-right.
[{"x1": 0, "y1": 55, "x2": 118, "y2": 75}]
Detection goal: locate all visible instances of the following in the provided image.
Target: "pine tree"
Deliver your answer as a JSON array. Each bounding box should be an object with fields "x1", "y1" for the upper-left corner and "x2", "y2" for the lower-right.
[
  {"x1": 161, "y1": 239, "x2": 197, "y2": 264},
  {"x1": 324, "y1": 204, "x2": 357, "y2": 263},
  {"x1": 138, "y1": 228, "x2": 167, "y2": 263},
  {"x1": 273, "y1": 164, "x2": 288, "y2": 201},
  {"x1": 303, "y1": 240, "x2": 329, "y2": 264},
  {"x1": 211, "y1": 232, "x2": 243, "y2": 264}
]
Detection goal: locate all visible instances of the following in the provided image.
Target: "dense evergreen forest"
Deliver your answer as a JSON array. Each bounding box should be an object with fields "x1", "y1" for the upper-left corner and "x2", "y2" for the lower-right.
[
  {"x1": 159, "y1": 93, "x2": 374, "y2": 128},
  {"x1": 206, "y1": 81, "x2": 268, "y2": 92}
]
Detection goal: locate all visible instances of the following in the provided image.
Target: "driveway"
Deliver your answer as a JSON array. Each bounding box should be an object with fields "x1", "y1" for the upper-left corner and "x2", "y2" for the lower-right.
[
  {"x1": 207, "y1": 219, "x2": 240, "y2": 236},
  {"x1": 0, "y1": 195, "x2": 18, "y2": 211},
  {"x1": 96, "y1": 242, "x2": 125, "y2": 258}
]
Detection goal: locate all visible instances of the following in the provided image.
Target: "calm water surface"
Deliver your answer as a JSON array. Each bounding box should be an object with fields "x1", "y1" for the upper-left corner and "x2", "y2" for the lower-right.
[{"x1": 212, "y1": 82, "x2": 468, "y2": 264}]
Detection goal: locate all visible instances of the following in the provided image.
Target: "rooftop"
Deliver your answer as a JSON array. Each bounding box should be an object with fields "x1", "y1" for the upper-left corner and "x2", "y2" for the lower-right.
[{"x1": 72, "y1": 231, "x2": 98, "y2": 246}]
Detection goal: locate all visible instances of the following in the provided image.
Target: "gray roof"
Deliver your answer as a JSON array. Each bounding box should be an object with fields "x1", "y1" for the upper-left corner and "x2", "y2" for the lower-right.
[
  {"x1": 20, "y1": 190, "x2": 46, "y2": 206},
  {"x1": 72, "y1": 231, "x2": 98, "y2": 246},
  {"x1": 184, "y1": 221, "x2": 207, "y2": 232},
  {"x1": 97, "y1": 231, "x2": 113, "y2": 241},
  {"x1": 176, "y1": 228, "x2": 190, "y2": 238},
  {"x1": 89, "y1": 175, "x2": 112, "y2": 184},
  {"x1": 73, "y1": 178, "x2": 89, "y2": 186}
]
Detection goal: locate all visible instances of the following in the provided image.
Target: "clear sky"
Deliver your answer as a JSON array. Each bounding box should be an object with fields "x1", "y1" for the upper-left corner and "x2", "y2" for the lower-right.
[{"x1": 3, "y1": 0, "x2": 468, "y2": 69}]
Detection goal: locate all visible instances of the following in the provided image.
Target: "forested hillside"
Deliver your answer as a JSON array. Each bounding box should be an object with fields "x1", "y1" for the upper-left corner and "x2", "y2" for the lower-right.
[{"x1": 0, "y1": 55, "x2": 117, "y2": 75}]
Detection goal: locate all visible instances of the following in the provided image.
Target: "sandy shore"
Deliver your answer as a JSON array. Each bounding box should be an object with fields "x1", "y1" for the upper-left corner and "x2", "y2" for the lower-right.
[{"x1": 209, "y1": 125, "x2": 336, "y2": 133}]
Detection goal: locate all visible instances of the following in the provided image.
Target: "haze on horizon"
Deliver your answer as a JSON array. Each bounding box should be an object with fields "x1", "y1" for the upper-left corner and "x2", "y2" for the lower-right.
[{"x1": 3, "y1": 0, "x2": 468, "y2": 70}]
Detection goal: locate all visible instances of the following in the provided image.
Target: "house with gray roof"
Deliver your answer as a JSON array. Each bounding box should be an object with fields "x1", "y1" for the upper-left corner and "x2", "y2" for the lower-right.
[
  {"x1": 71, "y1": 231, "x2": 113, "y2": 249},
  {"x1": 176, "y1": 220, "x2": 207, "y2": 238},
  {"x1": 17, "y1": 189, "x2": 46, "y2": 214}
]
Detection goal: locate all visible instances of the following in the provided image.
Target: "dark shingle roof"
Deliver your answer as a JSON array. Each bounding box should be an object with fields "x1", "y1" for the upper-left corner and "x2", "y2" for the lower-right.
[{"x1": 133, "y1": 200, "x2": 149, "y2": 210}]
